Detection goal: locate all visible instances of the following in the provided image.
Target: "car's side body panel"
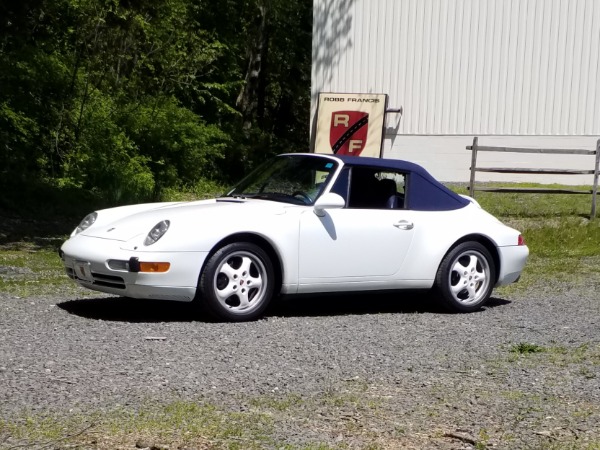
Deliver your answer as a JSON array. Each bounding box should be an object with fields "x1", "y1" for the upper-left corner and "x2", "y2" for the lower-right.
[
  {"x1": 296, "y1": 208, "x2": 417, "y2": 291},
  {"x1": 393, "y1": 206, "x2": 524, "y2": 285},
  {"x1": 294, "y1": 202, "x2": 524, "y2": 293}
]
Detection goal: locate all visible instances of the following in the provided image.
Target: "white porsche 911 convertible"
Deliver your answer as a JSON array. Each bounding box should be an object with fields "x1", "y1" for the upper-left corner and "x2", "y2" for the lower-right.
[{"x1": 60, "y1": 153, "x2": 528, "y2": 321}]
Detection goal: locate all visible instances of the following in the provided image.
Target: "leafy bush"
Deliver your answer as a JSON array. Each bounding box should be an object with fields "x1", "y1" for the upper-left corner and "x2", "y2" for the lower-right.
[{"x1": 124, "y1": 96, "x2": 229, "y2": 194}]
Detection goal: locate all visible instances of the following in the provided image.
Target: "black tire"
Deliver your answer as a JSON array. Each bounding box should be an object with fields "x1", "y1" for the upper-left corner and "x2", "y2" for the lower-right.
[
  {"x1": 198, "y1": 242, "x2": 275, "y2": 322},
  {"x1": 434, "y1": 241, "x2": 496, "y2": 313}
]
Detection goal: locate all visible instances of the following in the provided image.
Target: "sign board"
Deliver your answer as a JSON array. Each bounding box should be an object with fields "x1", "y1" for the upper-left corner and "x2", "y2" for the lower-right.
[{"x1": 314, "y1": 93, "x2": 388, "y2": 158}]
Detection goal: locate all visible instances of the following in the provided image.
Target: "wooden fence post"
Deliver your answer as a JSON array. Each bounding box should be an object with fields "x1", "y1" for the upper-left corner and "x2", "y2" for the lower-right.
[
  {"x1": 469, "y1": 137, "x2": 478, "y2": 198},
  {"x1": 592, "y1": 139, "x2": 600, "y2": 219}
]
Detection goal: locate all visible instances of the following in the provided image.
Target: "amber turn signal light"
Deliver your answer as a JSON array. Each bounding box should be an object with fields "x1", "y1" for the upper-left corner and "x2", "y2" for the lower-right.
[{"x1": 139, "y1": 262, "x2": 171, "y2": 273}]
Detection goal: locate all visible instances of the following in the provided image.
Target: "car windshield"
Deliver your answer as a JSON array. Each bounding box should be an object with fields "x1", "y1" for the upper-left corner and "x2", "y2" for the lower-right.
[{"x1": 224, "y1": 155, "x2": 339, "y2": 205}]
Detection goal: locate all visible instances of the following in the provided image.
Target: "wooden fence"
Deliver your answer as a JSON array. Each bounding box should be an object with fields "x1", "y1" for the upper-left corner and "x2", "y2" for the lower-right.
[{"x1": 467, "y1": 137, "x2": 600, "y2": 219}]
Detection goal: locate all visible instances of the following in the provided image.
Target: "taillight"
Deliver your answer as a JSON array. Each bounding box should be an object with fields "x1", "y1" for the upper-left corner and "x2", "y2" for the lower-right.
[{"x1": 518, "y1": 235, "x2": 526, "y2": 246}]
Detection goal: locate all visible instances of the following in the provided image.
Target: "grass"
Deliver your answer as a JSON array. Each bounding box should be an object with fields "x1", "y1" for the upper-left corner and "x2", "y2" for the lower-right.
[
  {"x1": 509, "y1": 342, "x2": 547, "y2": 354},
  {"x1": 0, "y1": 243, "x2": 84, "y2": 298},
  {"x1": 0, "y1": 390, "x2": 389, "y2": 450},
  {"x1": 0, "y1": 401, "x2": 276, "y2": 450},
  {"x1": 506, "y1": 342, "x2": 600, "y2": 368}
]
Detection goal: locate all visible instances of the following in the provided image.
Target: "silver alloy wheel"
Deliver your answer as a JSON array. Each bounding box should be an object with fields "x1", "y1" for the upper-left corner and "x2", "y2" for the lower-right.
[
  {"x1": 213, "y1": 250, "x2": 268, "y2": 314},
  {"x1": 447, "y1": 249, "x2": 491, "y2": 305}
]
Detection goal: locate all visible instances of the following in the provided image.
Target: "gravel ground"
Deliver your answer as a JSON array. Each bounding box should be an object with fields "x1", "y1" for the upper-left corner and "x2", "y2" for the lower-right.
[{"x1": 1, "y1": 284, "x2": 599, "y2": 449}]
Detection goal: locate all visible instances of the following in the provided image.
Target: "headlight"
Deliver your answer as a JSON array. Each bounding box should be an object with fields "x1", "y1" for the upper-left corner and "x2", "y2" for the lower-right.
[
  {"x1": 144, "y1": 220, "x2": 170, "y2": 246},
  {"x1": 73, "y1": 212, "x2": 98, "y2": 235}
]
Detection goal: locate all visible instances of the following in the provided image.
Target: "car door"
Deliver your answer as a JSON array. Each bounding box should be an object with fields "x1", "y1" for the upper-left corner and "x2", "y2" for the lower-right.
[{"x1": 297, "y1": 167, "x2": 416, "y2": 291}]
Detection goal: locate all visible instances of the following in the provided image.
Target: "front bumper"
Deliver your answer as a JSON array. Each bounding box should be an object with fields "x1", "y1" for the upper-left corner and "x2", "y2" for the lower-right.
[{"x1": 60, "y1": 235, "x2": 209, "y2": 302}]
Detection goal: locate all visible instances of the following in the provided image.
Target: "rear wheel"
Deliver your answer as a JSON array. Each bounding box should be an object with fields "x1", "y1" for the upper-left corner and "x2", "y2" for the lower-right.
[
  {"x1": 199, "y1": 242, "x2": 275, "y2": 322},
  {"x1": 434, "y1": 241, "x2": 495, "y2": 312}
]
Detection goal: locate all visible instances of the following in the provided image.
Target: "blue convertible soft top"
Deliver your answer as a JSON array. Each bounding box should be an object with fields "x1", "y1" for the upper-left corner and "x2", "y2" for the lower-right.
[{"x1": 336, "y1": 155, "x2": 470, "y2": 211}]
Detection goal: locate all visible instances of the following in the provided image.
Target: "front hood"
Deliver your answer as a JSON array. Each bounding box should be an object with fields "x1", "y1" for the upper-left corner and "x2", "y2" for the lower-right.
[{"x1": 81, "y1": 198, "x2": 290, "y2": 242}]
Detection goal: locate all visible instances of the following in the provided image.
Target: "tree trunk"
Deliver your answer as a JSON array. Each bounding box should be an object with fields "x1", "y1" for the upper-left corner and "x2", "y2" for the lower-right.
[{"x1": 236, "y1": 2, "x2": 269, "y2": 130}]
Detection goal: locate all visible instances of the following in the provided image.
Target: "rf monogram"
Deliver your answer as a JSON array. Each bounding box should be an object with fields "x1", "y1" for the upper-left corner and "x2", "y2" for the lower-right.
[{"x1": 330, "y1": 111, "x2": 369, "y2": 155}]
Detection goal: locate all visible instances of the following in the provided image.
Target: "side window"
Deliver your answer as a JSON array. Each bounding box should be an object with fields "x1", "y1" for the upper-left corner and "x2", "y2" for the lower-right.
[
  {"x1": 347, "y1": 168, "x2": 406, "y2": 209},
  {"x1": 377, "y1": 171, "x2": 406, "y2": 209}
]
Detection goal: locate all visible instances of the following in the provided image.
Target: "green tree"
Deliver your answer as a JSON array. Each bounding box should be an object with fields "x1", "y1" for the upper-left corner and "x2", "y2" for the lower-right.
[{"x1": 0, "y1": 0, "x2": 313, "y2": 211}]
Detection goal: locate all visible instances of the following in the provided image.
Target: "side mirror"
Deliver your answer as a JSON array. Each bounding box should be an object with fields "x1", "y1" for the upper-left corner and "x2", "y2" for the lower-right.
[{"x1": 313, "y1": 192, "x2": 345, "y2": 217}]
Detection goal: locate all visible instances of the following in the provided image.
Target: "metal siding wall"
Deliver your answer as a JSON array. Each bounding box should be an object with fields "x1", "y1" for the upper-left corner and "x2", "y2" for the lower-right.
[{"x1": 311, "y1": 0, "x2": 600, "y2": 136}]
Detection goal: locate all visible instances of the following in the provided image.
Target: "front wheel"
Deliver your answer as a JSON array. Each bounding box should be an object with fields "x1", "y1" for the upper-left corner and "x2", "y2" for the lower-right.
[
  {"x1": 198, "y1": 242, "x2": 275, "y2": 321},
  {"x1": 434, "y1": 242, "x2": 495, "y2": 312}
]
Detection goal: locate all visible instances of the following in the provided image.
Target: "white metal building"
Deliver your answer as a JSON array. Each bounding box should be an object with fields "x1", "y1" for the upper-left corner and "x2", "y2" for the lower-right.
[{"x1": 311, "y1": 0, "x2": 600, "y2": 183}]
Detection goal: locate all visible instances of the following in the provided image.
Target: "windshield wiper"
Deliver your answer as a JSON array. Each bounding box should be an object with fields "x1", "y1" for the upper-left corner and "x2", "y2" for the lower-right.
[
  {"x1": 217, "y1": 194, "x2": 246, "y2": 201},
  {"x1": 247, "y1": 192, "x2": 307, "y2": 205}
]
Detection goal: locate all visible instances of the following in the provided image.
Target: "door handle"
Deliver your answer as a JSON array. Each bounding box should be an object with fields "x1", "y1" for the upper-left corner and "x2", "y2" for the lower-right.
[{"x1": 394, "y1": 220, "x2": 414, "y2": 230}]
